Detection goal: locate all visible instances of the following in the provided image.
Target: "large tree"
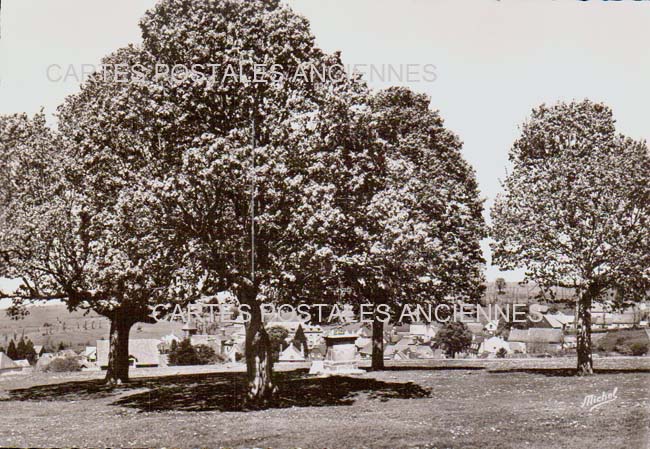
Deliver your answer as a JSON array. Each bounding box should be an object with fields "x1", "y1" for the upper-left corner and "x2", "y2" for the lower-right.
[
  {"x1": 0, "y1": 52, "x2": 189, "y2": 384},
  {"x1": 301, "y1": 87, "x2": 486, "y2": 370},
  {"x1": 136, "y1": 0, "x2": 376, "y2": 404},
  {"x1": 368, "y1": 88, "x2": 485, "y2": 369},
  {"x1": 56, "y1": 47, "x2": 198, "y2": 384},
  {"x1": 491, "y1": 100, "x2": 650, "y2": 375}
]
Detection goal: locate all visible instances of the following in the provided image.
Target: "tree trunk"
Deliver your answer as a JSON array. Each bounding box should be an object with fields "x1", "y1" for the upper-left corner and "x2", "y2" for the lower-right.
[
  {"x1": 244, "y1": 289, "x2": 275, "y2": 407},
  {"x1": 371, "y1": 313, "x2": 385, "y2": 371},
  {"x1": 104, "y1": 309, "x2": 134, "y2": 385},
  {"x1": 576, "y1": 288, "x2": 594, "y2": 376}
]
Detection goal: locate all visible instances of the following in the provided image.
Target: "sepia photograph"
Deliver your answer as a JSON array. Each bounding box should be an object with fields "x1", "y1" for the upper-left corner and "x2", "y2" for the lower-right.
[{"x1": 0, "y1": 0, "x2": 649, "y2": 448}]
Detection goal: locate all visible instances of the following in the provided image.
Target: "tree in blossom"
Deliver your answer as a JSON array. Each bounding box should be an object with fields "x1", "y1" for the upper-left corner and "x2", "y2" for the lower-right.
[
  {"x1": 137, "y1": 0, "x2": 359, "y2": 404},
  {"x1": 0, "y1": 49, "x2": 191, "y2": 384},
  {"x1": 0, "y1": 113, "x2": 72, "y2": 309},
  {"x1": 293, "y1": 87, "x2": 486, "y2": 370},
  {"x1": 366, "y1": 88, "x2": 486, "y2": 369},
  {"x1": 491, "y1": 100, "x2": 650, "y2": 375}
]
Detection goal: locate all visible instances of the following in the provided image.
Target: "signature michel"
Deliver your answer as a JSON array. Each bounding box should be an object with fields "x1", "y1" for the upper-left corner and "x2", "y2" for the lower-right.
[{"x1": 581, "y1": 387, "x2": 618, "y2": 412}]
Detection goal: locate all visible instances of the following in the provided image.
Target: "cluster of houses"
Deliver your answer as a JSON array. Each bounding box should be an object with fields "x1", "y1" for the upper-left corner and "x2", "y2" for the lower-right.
[
  {"x1": 0, "y1": 344, "x2": 70, "y2": 375},
  {"x1": 2, "y1": 301, "x2": 648, "y2": 376},
  {"x1": 269, "y1": 302, "x2": 650, "y2": 361},
  {"x1": 91, "y1": 315, "x2": 250, "y2": 370},
  {"x1": 250, "y1": 306, "x2": 591, "y2": 362}
]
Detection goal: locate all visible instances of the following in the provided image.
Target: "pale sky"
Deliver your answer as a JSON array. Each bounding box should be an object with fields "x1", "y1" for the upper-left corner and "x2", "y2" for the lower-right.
[{"x1": 1, "y1": 0, "x2": 649, "y2": 298}]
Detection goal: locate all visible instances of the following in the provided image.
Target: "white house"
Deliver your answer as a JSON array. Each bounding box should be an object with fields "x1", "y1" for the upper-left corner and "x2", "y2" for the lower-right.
[
  {"x1": 223, "y1": 341, "x2": 244, "y2": 363},
  {"x1": 303, "y1": 325, "x2": 324, "y2": 348},
  {"x1": 160, "y1": 332, "x2": 181, "y2": 346},
  {"x1": 13, "y1": 359, "x2": 31, "y2": 368},
  {"x1": 83, "y1": 346, "x2": 97, "y2": 363},
  {"x1": 479, "y1": 336, "x2": 511, "y2": 355},
  {"x1": 409, "y1": 323, "x2": 439, "y2": 341},
  {"x1": 554, "y1": 312, "x2": 575, "y2": 328},
  {"x1": 542, "y1": 314, "x2": 564, "y2": 329},
  {"x1": 190, "y1": 334, "x2": 223, "y2": 354},
  {"x1": 508, "y1": 328, "x2": 564, "y2": 353},
  {"x1": 96, "y1": 339, "x2": 162, "y2": 369}
]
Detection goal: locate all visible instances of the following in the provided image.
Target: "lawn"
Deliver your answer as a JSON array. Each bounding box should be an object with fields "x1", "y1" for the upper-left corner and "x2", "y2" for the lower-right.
[{"x1": 0, "y1": 360, "x2": 648, "y2": 449}]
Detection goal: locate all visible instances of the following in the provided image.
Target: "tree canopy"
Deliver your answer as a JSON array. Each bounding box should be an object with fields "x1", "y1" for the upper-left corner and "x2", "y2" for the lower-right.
[
  {"x1": 434, "y1": 321, "x2": 473, "y2": 358},
  {"x1": 491, "y1": 100, "x2": 650, "y2": 374}
]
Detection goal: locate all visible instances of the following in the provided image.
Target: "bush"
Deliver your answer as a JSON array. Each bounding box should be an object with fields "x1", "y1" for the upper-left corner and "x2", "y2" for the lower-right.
[
  {"x1": 268, "y1": 326, "x2": 290, "y2": 361},
  {"x1": 212, "y1": 352, "x2": 228, "y2": 363},
  {"x1": 195, "y1": 344, "x2": 218, "y2": 364},
  {"x1": 630, "y1": 342, "x2": 648, "y2": 356},
  {"x1": 168, "y1": 339, "x2": 221, "y2": 366},
  {"x1": 168, "y1": 339, "x2": 200, "y2": 366},
  {"x1": 614, "y1": 344, "x2": 632, "y2": 355},
  {"x1": 496, "y1": 348, "x2": 508, "y2": 358},
  {"x1": 45, "y1": 356, "x2": 81, "y2": 373},
  {"x1": 597, "y1": 329, "x2": 649, "y2": 352},
  {"x1": 434, "y1": 322, "x2": 473, "y2": 358}
]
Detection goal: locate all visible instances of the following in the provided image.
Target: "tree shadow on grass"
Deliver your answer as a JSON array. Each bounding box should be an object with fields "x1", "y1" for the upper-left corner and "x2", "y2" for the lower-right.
[
  {"x1": 380, "y1": 366, "x2": 485, "y2": 372},
  {"x1": 489, "y1": 368, "x2": 650, "y2": 377},
  {"x1": 4, "y1": 370, "x2": 431, "y2": 412}
]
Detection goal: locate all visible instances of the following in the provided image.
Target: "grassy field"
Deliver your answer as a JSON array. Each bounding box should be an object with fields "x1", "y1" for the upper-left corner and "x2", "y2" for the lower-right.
[
  {"x1": 1, "y1": 359, "x2": 648, "y2": 448},
  {"x1": 0, "y1": 304, "x2": 184, "y2": 351}
]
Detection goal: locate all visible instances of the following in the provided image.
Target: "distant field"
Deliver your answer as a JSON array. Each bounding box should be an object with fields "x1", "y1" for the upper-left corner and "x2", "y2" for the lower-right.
[
  {"x1": 0, "y1": 304, "x2": 185, "y2": 351},
  {"x1": 481, "y1": 281, "x2": 577, "y2": 306},
  {"x1": 0, "y1": 360, "x2": 648, "y2": 448}
]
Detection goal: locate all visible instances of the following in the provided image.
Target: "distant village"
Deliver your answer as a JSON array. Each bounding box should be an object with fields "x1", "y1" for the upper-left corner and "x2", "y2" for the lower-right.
[{"x1": 1, "y1": 291, "x2": 649, "y2": 376}]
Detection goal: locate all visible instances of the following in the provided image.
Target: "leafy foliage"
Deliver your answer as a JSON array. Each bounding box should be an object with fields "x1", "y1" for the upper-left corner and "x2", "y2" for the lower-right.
[
  {"x1": 168, "y1": 339, "x2": 218, "y2": 366},
  {"x1": 45, "y1": 356, "x2": 82, "y2": 373},
  {"x1": 630, "y1": 342, "x2": 648, "y2": 356},
  {"x1": 267, "y1": 326, "x2": 289, "y2": 361},
  {"x1": 491, "y1": 100, "x2": 650, "y2": 301},
  {"x1": 491, "y1": 100, "x2": 650, "y2": 373},
  {"x1": 434, "y1": 321, "x2": 473, "y2": 358}
]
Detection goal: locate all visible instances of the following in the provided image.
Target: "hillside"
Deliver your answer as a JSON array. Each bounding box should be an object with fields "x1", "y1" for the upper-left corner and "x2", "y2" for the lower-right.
[
  {"x1": 0, "y1": 304, "x2": 184, "y2": 352},
  {"x1": 482, "y1": 281, "x2": 577, "y2": 306}
]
